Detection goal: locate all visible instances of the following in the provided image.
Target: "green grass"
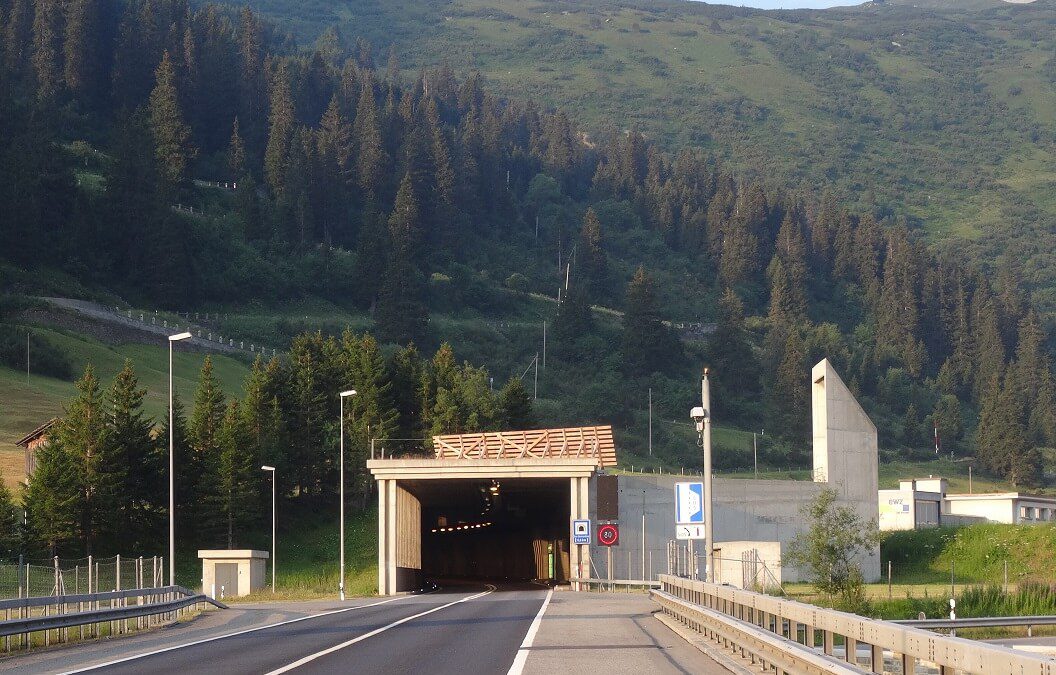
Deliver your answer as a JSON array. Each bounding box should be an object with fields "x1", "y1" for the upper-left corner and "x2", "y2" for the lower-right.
[
  {"x1": 882, "y1": 524, "x2": 1056, "y2": 585},
  {"x1": 237, "y1": 0, "x2": 1056, "y2": 314},
  {"x1": 190, "y1": 501, "x2": 379, "y2": 601},
  {"x1": 0, "y1": 326, "x2": 250, "y2": 488}
]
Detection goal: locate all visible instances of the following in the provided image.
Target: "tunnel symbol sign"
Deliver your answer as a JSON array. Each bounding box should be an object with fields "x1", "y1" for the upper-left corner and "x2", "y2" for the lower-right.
[
  {"x1": 572, "y1": 519, "x2": 591, "y2": 545},
  {"x1": 675, "y1": 482, "x2": 705, "y2": 524}
]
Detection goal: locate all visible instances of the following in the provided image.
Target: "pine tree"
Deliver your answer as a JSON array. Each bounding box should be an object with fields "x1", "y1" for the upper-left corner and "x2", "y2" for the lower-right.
[
  {"x1": 0, "y1": 470, "x2": 19, "y2": 558},
  {"x1": 63, "y1": 0, "x2": 103, "y2": 102},
  {"x1": 931, "y1": 394, "x2": 963, "y2": 453},
  {"x1": 375, "y1": 174, "x2": 429, "y2": 344},
  {"x1": 499, "y1": 378, "x2": 537, "y2": 429},
  {"x1": 1008, "y1": 311, "x2": 1056, "y2": 445},
  {"x1": 198, "y1": 401, "x2": 255, "y2": 548},
  {"x1": 31, "y1": 0, "x2": 64, "y2": 101},
  {"x1": 621, "y1": 266, "x2": 681, "y2": 375},
  {"x1": 99, "y1": 361, "x2": 162, "y2": 553},
  {"x1": 354, "y1": 74, "x2": 389, "y2": 198},
  {"x1": 162, "y1": 390, "x2": 193, "y2": 556},
  {"x1": 23, "y1": 432, "x2": 80, "y2": 555},
  {"x1": 971, "y1": 280, "x2": 1005, "y2": 403},
  {"x1": 187, "y1": 357, "x2": 225, "y2": 544},
  {"x1": 579, "y1": 208, "x2": 607, "y2": 301},
  {"x1": 149, "y1": 51, "x2": 196, "y2": 191},
  {"x1": 228, "y1": 117, "x2": 247, "y2": 181},
  {"x1": 708, "y1": 288, "x2": 761, "y2": 417},
  {"x1": 264, "y1": 64, "x2": 295, "y2": 195},
  {"x1": 242, "y1": 356, "x2": 284, "y2": 512},
  {"x1": 768, "y1": 328, "x2": 810, "y2": 444},
  {"x1": 977, "y1": 374, "x2": 1038, "y2": 486}
]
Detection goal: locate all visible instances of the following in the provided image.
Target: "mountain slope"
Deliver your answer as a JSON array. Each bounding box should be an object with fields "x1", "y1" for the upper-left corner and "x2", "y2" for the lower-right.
[{"x1": 239, "y1": 0, "x2": 1056, "y2": 310}]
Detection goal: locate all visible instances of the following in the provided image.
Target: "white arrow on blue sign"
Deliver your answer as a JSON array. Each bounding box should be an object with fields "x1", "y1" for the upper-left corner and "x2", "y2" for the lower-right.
[{"x1": 675, "y1": 482, "x2": 705, "y2": 524}]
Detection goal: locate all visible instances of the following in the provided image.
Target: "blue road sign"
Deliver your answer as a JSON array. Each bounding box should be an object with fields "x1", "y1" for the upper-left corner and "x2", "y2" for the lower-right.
[
  {"x1": 572, "y1": 519, "x2": 591, "y2": 545},
  {"x1": 675, "y1": 482, "x2": 705, "y2": 524}
]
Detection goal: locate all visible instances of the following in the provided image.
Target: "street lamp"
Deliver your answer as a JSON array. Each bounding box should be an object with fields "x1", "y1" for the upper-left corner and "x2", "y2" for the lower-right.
[
  {"x1": 689, "y1": 369, "x2": 714, "y2": 583},
  {"x1": 167, "y1": 331, "x2": 192, "y2": 587},
  {"x1": 262, "y1": 465, "x2": 276, "y2": 593},
  {"x1": 338, "y1": 389, "x2": 357, "y2": 600}
]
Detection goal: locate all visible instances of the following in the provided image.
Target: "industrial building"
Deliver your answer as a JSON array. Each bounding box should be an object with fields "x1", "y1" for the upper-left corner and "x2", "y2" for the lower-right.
[{"x1": 878, "y1": 476, "x2": 1056, "y2": 531}]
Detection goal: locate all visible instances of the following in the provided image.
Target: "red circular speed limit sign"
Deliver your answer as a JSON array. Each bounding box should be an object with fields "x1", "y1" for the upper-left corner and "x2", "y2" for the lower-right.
[{"x1": 598, "y1": 523, "x2": 619, "y2": 547}]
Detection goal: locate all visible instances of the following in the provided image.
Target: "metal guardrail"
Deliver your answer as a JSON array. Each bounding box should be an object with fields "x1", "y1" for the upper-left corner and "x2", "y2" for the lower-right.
[
  {"x1": 896, "y1": 615, "x2": 1056, "y2": 631},
  {"x1": 0, "y1": 586, "x2": 227, "y2": 649},
  {"x1": 653, "y1": 575, "x2": 1055, "y2": 675},
  {"x1": 569, "y1": 577, "x2": 661, "y2": 589}
]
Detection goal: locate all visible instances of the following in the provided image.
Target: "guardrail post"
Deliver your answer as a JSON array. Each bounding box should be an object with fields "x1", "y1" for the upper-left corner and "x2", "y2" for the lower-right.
[
  {"x1": 846, "y1": 636, "x2": 857, "y2": 665},
  {"x1": 823, "y1": 630, "x2": 833, "y2": 656},
  {"x1": 870, "y1": 644, "x2": 883, "y2": 673},
  {"x1": 901, "y1": 653, "x2": 915, "y2": 675}
]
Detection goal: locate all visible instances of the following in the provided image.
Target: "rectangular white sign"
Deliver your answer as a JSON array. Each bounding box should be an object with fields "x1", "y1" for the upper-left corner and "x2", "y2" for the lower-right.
[
  {"x1": 676, "y1": 524, "x2": 706, "y2": 540},
  {"x1": 674, "y1": 482, "x2": 705, "y2": 524}
]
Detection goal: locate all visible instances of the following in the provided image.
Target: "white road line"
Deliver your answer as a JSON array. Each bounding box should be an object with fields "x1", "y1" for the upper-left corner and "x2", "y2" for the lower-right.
[
  {"x1": 264, "y1": 586, "x2": 496, "y2": 674},
  {"x1": 506, "y1": 587, "x2": 553, "y2": 675},
  {"x1": 61, "y1": 595, "x2": 413, "y2": 674}
]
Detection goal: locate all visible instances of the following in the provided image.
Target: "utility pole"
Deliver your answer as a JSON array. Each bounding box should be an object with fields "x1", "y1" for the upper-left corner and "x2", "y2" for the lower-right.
[
  {"x1": 542, "y1": 321, "x2": 546, "y2": 370},
  {"x1": 648, "y1": 388, "x2": 653, "y2": 457},
  {"x1": 534, "y1": 353, "x2": 539, "y2": 400},
  {"x1": 702, "y1": 369, "x2": 714, "y2": 583},
  {"x1": 641, "y1": 489, "x2": 646, "y2": 582},
  {"x1": 753, "y1": 433, "x2": 758, "y2": 479},
  {"x1": 26, "y1": 332, "x2": 29, "y2": 382}
]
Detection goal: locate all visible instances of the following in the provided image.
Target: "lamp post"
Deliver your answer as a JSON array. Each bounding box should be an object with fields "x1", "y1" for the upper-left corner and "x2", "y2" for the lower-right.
[
  {"x1": 167, "y1": 331, "x2": 192, "y2": 587},
  {"x1": 690, "y1": 368, "x2": 714, "y2": 583},
  {"x1": 338, "y1": 389, "x2": 357, "y2": 600},
  {"x1": 261, "y1": 465, "x2": 276, "y2": 592}
]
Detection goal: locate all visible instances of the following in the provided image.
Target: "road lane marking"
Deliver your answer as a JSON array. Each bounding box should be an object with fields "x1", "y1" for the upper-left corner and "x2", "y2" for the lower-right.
[
  {"x1": 264, "y1": 586, "x2": 496, "y2": 674},
  {"x1": 62, "y1": 595, "x2": 413, "y2": 674},
  {"x1": 506, "y1": 588, "x2": 553, "y2": 675}
]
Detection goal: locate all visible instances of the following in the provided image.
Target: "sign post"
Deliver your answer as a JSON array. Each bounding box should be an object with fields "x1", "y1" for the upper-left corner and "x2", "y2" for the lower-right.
[{"x1": 674, "y1": 480, "x2": 706, "y2": 581}]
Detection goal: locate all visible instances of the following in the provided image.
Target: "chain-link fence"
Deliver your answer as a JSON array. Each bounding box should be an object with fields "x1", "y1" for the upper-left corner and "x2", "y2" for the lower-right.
[{"x1": 0, "y1": 555, "x2": 165, "y2": 600}]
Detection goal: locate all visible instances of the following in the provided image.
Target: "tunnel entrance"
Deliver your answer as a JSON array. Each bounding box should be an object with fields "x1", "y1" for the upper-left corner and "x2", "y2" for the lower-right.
[
  {"x1": 408, "y1": 478, "x2": 571, "y2": 582},
  {"x1": 369, "y1": 426, "x2": 617, "y2": 595}
]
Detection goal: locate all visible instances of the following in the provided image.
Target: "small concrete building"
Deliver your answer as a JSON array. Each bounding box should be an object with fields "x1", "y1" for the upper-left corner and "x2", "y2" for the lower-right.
[
  {"x1": 198, "y1": 550, "x2": 269, "y2": 598},
  {"x1": 878, "y1": 479, "x2": 944, "y2": 531},
  {"x1": 878, "y1": 477, "x2": 1056, "y2": 530}
]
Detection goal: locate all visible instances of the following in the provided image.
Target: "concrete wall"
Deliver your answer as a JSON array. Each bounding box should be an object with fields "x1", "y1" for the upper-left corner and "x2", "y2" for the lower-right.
[{"x1": 588, "y1": 359, "x2": 881, "y2": 584}]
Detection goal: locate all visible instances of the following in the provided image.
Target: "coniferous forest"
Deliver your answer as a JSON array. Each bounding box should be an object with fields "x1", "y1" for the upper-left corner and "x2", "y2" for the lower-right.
[{"x1": 1, "y1": 0, "x2": 1055, "y2": 557}]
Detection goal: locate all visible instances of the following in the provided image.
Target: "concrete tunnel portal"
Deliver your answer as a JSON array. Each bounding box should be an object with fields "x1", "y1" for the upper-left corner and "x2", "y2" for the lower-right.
[
  {"x1": 411, "y1": 478, "x2": 571, "y2": 582},
  {"x1": 368, "y1": 426, "x2": 616, "y2": 594}
]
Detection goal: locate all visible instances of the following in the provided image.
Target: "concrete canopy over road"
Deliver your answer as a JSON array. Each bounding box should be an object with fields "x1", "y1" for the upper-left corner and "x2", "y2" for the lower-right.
[{"x1": 369, "y1": 435, "x2": 606, "y2": 594}]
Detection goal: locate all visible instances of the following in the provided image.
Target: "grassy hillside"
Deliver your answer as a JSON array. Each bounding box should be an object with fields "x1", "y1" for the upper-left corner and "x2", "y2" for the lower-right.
[
  {"x1": 240, "y1": 0, "x2": 1056, "y2": 311},
  {"x1": 883, "y1": 523, "x2": 1056, "y2": 584},
  {"x1": 0, "y1": 326, "x2": 251, "y2": 489}
]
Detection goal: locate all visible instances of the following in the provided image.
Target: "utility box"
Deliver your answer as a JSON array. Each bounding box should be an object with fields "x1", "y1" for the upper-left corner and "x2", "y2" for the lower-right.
[{"x1": 198, "y1": 550, "x2": 269, "y2": 598}]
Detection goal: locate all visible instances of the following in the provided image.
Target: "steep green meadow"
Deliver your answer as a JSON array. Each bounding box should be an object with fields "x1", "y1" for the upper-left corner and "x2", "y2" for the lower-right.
[{"x1": 239, "y1": 0, "x2": 1056, "y2": 310}]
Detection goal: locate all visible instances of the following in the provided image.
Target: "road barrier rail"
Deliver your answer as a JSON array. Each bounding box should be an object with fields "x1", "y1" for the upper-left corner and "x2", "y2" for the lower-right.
[
  {"x1": 895, "y1": 615, "x2": 1056, "y2": 631},
  {"x1": 569, "y1": 577, "x2": 661, "y2": 590},
  {"x1": 0, "y1": 585, "x2": 226, "y2": 651},
  {"x1": 653, "y1": 575, "x2": 1055, "y2": 675}
]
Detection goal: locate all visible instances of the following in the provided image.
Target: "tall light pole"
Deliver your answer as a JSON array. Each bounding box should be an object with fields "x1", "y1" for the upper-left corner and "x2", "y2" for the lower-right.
[
  {"x1": 690, "y1": 368, "x2": 714, "y2": 583},
  {"x1": 262, "y1": 466, "x2": 276, "y2": 592},
  {"x1": 338, "y1": 389, "x2": 357, "y2": 601},
  {"x1": 167, "y1": 331, "x2": 192, "y2": 587}
]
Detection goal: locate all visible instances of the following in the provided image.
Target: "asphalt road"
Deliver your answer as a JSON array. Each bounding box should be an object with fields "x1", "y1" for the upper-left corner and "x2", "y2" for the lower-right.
[{"x1": 52, "y1": 583, "x2": 545, "y2": 675}]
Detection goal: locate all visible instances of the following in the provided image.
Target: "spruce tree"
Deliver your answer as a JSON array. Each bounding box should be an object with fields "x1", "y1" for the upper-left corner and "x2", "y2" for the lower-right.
[
  {"x1": 100, "y1": 361, "x2": 162, "y2": 553},
  {"x1": 187, "y1": 357, "x2": 225, "y2": 544},
  {"x1": 621, "y1": 266, "x2": 680, "y2": 375},
  {"x1": 354, "y1": 74, "x2": 389, "y2": 198},
  {"x1": 375, "y1": 174, "x2": 429, "y2": 344},
  {"x1": 579, "y1": 208, "x2": 607, "y2": 301},
  {"x1": 149, "y1": 51, "x2": 196, "y2": 191},
  {"x1": 31, "y1": 0, "x2": 63, "y2": 101},
  {"x1": 228, "y1": 117, "x2": 247, "y2": 181},
  {"x1": 768, "y1": 328, "x2": 810, "y2": 444},
  {"x1": 22, "y1": 432, "x2": 80, "y2": 555},
  {"x1": 207, "y1": 401, "x2": 256, "y2": 548},
  {"x1": 264, "y1": 64, "x2": 295, "y2": 195},
  {"x1": 0, "y1": 471, "x2": 19, "y2": 559},
  {"x1": 499, "y1": 378, "x2": 537, "y2": 430},
  {"x1": 708, "y1": 288, "x2": 761, "y2": 417},
  {"x1": 161, "y1": 390, "x2": 193, "y2": 556},
  {"x1": 1008, "y1": 310, "x2": 1056, "y2": 444}
]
